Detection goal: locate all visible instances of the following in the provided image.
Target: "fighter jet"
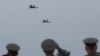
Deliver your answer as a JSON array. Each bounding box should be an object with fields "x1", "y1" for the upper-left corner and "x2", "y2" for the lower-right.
[
  {"x1": 29, "y1": 4, "x2": 38, "y2": 8},
  {"x1": 43, "y1": 19, "x2": 50, "y2": 23}
]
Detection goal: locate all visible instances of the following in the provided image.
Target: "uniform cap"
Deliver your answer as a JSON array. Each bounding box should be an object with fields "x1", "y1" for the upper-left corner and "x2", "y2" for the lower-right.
[
  {"x1": 41, "y1": 39, "x2": 57, "y2": 51},
  {"x1": 6, "y1": 43, "x2": 20, "y2": 51},
  {"x1": 83, "y1": 37, "x2": 98, "y2": 46},
  {"x1": 83, "y1": 37, "x2": 98, "y2": 44}
]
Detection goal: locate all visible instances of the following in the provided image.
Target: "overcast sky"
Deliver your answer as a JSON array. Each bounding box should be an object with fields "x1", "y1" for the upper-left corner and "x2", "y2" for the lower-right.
[{"x1": 0, "y1": 0, "x2": 100, "y2": 56}]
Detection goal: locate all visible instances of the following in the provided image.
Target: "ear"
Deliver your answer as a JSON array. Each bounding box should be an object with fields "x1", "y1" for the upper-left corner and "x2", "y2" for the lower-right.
[
  {"x1": 85, "y1": 47, "x2": 88, "y2": 51},
  {"x1": 95, "y1": 45, "x2": 97, "y2": 50}
]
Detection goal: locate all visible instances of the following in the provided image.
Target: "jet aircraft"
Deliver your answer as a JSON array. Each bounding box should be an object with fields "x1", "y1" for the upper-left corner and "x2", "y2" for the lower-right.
[
  {"x1": 43, "y1": 19, "x2": 50, "y2": 23},
  {"x1": 29, "y1": 5, "x2": 38, "y2": 8}
]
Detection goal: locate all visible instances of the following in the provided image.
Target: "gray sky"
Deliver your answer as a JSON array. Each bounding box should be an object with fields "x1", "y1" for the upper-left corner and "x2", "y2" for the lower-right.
[{"x1": 0, "y1": 0, "x2": 100, "y2": 56}]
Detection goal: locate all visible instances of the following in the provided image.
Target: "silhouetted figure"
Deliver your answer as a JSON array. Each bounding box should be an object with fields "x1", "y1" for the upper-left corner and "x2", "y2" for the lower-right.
[
  {"x1": 3, "y1": 43, "x2": 20, "y2": 56},
  {"x1": 41, "y1": 39, "x2": 70, "y2": 56},
  {"x1": 83, "y1": 37, "x2": 100, "y2": 56}
]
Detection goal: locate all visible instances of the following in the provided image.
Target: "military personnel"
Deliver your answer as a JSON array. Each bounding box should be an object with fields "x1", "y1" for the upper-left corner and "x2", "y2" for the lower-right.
[
  {"x1": 3, "y1": 43, "x2": 20, "y2": 56},
  {"x1": 83, "y1": 37, "x2": 100, "y2": 56},
  {"x1": 41, "y1": 39, "x2": 70, "y2": 56}
]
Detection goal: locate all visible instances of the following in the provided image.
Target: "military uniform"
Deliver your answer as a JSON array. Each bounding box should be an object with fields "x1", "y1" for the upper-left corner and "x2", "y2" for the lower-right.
[
  {"x1": 41, "y1": 39, "x2": 70, "y2": 56},
  {"x1": 83, "y1": 37, "x2": 100, "y2": 56},
  {"x1": 3, "y1": 43, "x2": 20, "y2": 56},
  {"x1": 84, "y1": 52, "x2": 100, "y2": 56}
]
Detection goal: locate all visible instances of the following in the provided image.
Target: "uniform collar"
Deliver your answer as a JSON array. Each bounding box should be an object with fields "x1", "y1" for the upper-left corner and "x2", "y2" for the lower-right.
[{"x1": 86, "y1": 52, "x2": 100, "y2": 56}]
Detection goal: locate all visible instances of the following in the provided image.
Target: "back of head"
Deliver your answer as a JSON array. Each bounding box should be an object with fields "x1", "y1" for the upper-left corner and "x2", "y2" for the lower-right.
[
  {"x1": 41, "y1": 39, "x2": 57, "y2": 51},
  {"x1": 6, "y1": 43, "x2": 20, "y2": 56},
  {"x1": 83, "y1": 37, "x2": 99, "y2": 54}
]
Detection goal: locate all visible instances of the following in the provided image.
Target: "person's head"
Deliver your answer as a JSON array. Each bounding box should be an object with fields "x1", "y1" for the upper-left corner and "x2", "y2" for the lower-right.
[
  {"x1": 41, "y1": 39, "x2": 57, "y2": 55},
  {"x1": 83, "y1": 37, "x2": 98, "y2": 54},
  {"x1": 6, "y1": 43, "x2": 20, "y2": 56}
]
